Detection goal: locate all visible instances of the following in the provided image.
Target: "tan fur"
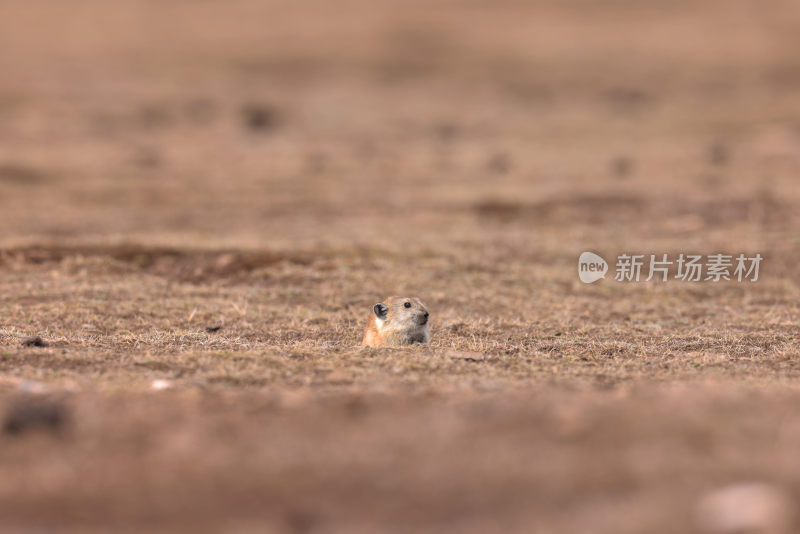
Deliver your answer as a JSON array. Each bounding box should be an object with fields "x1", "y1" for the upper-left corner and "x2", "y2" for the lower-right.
[{"x1": 362, "y1": 296, "x2": 430, "y2": 347}]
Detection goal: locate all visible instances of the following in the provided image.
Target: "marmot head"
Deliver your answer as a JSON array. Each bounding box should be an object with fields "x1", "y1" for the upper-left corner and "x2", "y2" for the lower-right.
[{"x1": 373, "y1": 296, "x2": 429, "y2": 330}]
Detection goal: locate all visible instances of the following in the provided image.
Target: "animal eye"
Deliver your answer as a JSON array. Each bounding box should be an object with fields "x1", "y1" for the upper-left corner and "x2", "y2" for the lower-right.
[{"x1": 404, "y1": 302, "x2": 411, "y2": 308}]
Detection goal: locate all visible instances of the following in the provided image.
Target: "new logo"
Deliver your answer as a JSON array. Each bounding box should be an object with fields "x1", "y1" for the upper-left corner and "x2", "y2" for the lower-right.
[{"x1": 578, "y1": 251, "x2": 608, "y2": 283}]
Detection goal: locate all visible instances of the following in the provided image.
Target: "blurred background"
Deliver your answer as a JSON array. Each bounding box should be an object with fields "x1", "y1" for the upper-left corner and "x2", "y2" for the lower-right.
[{"x1": 1, "y1": 0, "x2": 798, "y2": 257}]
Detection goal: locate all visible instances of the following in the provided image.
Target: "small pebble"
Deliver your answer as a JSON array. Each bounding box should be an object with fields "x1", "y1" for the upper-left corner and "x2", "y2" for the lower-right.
[
  {"x1": 3, "y1": 396, "x2": 67, "y2": 436},
  {"x1": 241, "y1": 103, "x2": 279, "y2": 132},
  {"x1": 150, "y1": 379, "x2": 172, "y2": 391},
  {"x1": 20, "y1": 336, "x2": 47, "y2": 348},
  {"x1": 696, "y1": 482, "x2": 791, "y2": 533}
]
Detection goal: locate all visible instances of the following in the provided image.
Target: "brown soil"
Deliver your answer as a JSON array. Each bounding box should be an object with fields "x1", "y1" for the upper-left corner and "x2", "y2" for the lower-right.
[{"x1": 1, "y1": 0, "x2": 800, "y2": 532}]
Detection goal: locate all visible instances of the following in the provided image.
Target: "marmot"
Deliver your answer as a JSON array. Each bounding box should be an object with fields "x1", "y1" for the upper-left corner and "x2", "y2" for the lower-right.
[{"x1": 362, "y1": 296, "x2": 430, "y2": 347}]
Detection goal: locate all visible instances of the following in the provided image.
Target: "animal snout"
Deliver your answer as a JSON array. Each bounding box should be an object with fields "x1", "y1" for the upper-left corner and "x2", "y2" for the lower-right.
[{"x1": 419, "y1": 311, "x2": 429, "y2": 324}]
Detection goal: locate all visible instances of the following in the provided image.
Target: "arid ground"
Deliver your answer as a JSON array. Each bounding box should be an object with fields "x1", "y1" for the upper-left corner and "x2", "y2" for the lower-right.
[{"x1": 1, "y1": 1, "x2": 800, "y2": 532}]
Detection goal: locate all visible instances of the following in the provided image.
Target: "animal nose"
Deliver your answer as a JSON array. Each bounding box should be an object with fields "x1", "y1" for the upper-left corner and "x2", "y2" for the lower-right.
[{"x1": 424, "y1": 311, "x2": 429, "y2": 319}]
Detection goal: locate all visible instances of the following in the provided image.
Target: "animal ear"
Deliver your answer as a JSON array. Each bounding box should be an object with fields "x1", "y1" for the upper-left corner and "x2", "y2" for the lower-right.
[{"x1": 373, "y1": 303, "x2": 388, "y2": 320}]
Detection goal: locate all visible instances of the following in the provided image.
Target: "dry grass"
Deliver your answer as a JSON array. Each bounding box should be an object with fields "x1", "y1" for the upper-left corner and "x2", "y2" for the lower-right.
[{"x1": 1, "y1": 245, "x2": 798, "y2": 393}]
